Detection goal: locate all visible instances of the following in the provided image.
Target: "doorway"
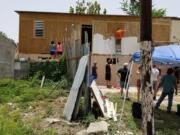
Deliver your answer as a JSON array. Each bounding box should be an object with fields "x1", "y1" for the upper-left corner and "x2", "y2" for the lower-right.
[{"x1": 81, "y1": 25, "x2": 92, "y2": 52}]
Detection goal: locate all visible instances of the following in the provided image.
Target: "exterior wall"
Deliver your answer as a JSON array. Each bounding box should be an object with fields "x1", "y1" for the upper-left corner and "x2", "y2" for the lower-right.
[
  {"x1": 91, "y1": 54, "x2": 139, "y2": 86},
  {"x1": 93, "y1": 33, "x2": 115, "y2": 54},
  {"x1": 170, "y1": 20, "x2": 180, "y2": 43},
  {"x1": 18, "y1": 12, "x2": 174, "y2": 54},
  {"x1": 121, "y1": 37, "x2": 140, "y2": 55},
  {"x1": 0, "y1": 40, "x2": 16, "y2": 79}
]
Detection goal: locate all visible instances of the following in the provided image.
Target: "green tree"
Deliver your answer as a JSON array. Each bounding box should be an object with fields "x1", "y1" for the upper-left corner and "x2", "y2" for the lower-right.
[
  {"x1": 75, "y1": 0, "x2": 87, "y2": 14},
  {"x1": 69, "y1": 0, "x2": 107, "y2": 15},
  {"x1": 69, "y1": 6, "x2": 74, "y2": 13},
  {"x1": 121, "y1": 0, "x2": 166, "y2": 17},
  {"x1": 86, "y1": 1, "x2": 101, "y2": 14},
  {"x1": 103, "y1": 9, "x2": 107, "y2": 15}
]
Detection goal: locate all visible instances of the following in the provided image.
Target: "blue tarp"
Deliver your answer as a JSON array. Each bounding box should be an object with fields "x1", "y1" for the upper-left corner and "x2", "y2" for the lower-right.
[{"x1": 132, "y1": 45, "x2": 180, "y2": 66}]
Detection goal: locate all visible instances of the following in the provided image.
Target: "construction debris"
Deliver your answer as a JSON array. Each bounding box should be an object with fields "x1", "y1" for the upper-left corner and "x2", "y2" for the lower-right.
[
  {"x1": 76, "y1": 130, "x2": 88, "y2": 135},
  {"x1": 63, "y1": 55, "x2": 88, "y2": 121},
  {"x1": 87, "y1": 121, "x2": 108, "y2": 134},
  {"x1": 91, "y1": 81, "x2": 117, "y2": 121}
]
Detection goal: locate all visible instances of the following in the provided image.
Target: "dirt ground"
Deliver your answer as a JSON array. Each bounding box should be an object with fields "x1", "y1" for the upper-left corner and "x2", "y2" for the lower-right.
[{"x1": 22, "y1": 97, "x2": 85, "y2": 135}]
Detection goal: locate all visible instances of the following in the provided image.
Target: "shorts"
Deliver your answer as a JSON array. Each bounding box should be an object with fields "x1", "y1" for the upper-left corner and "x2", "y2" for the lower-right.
[
  {"x1": 50, "y1": 51, "x2": 55, "y2": 55},
  {"x1": 57, "y1": 51, "x2": 62, "y2": 55},
  {"x1": 120, "y1": 81, "x2": 129, "y2": 89},
  {"x1": 105, "y1": 73, "x2": 111, "y2": 81}
]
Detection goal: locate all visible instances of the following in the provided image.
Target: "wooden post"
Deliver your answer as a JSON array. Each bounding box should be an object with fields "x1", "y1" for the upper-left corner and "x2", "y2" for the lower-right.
[
  {"x1": 40, "y1": 75, "x2": 45, "y2": 88},
  {"x1": 84, "y1": 31, "x2": 91, "y2": 114},
  {"x1": 140, "y1": 0, "x2": 154, "y2": 135}
]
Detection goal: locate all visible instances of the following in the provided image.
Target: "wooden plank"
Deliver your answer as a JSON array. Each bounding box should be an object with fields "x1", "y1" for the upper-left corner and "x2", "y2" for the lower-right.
[
  {"x1": 40, "y1": 75, "x2": 45, "y2": 88},
  {"x1": 63, "y1": 55, "x2": 88, "y2": 121},
  {"x1": 91, "y1": 81, "x2": 107, "y2": 117}
]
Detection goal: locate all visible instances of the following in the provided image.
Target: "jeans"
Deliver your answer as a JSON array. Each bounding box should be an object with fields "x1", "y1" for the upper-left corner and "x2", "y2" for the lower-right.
[{"x1": 155, "y1": 92, "x2": 174, "y2": 112}]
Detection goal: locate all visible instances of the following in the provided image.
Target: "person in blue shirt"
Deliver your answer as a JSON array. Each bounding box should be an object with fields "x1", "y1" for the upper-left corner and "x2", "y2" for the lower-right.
[
  {"x1": 155, "y1": 68, "x2": 178, "y2": 113},
  {"x1": 50, "y1": 41, "x2": 56, "y2": 59}
]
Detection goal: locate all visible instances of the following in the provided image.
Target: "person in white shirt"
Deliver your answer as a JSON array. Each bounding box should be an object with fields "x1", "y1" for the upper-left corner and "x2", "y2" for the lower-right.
[{"x1": 151, "y1": 65, "x2": 160, "y2": 100}]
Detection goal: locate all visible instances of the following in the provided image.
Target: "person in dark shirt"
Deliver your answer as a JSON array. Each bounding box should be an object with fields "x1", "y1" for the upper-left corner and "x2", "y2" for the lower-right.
[
  {"x1": 92, "y1": 62, "x2": 97, "y2": 80},
  {"x1": 105, "y1": 59, "x2": 111, "y2": 88},
  {"x1": 155, "y1": 68, "x2": 177, "y2": 113},
  {"x1": 117, "y1": 63, "x2": 130, "y2": 98}
]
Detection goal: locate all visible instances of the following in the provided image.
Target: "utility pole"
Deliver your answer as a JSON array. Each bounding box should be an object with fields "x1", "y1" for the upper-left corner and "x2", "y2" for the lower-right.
[{"x1": 140, "y1": 0, "x2": 154, "y2": 135}]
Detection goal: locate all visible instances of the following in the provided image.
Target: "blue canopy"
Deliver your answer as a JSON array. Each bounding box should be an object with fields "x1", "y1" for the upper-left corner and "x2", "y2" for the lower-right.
[{"x1": 132, "y1": 45, "x2": 180, "y2": 66}]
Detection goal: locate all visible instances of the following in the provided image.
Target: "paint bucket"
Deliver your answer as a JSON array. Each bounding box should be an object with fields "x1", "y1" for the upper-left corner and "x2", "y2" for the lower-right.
[{"x1": 132, "y1": 102, "x2": 142, "y2": 119}]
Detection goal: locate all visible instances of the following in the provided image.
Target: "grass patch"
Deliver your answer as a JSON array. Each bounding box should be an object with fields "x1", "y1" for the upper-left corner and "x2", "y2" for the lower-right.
[
  {"x1": 0, "y1": 79, "x2": 66, "y2": 104},
  {"x1": 0, "y1": 78, "x2": 69, "y2": 135},
  {"x1": 108, "y1": 94, "x2": 180, "y2": 135}
]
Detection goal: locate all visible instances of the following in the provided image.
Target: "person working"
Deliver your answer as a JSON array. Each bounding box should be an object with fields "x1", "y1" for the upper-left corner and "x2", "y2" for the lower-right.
[
  {"x1": 105, "y1": 59, "x2": 111, "y2": 88},
  {"x1": 155, "y1": 68, "x2": 177, "y2": 113},
  {"x1": 117, "y1": 63, "x2": 130, "y2": 99}
]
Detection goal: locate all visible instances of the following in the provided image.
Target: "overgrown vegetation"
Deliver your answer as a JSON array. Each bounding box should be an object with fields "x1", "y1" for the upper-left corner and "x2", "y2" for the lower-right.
[
  {"x1": 30, "y1": 55, "x2": 67, "y2": 82},
  {"x1": 0, "y1": 76, "x2": 70, "y2": 135},
  {"x1": 108, "y1": 94, "x2": 180, "y2": 135}
]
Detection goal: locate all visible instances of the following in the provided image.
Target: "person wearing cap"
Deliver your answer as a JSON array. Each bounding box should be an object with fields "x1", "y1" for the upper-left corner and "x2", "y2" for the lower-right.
[{"x1": 117, "y1": 63, "x2": 130, "y2": 99}]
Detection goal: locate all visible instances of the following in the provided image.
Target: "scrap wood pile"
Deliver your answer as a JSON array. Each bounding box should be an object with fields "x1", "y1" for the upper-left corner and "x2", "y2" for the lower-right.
[
  {"x1": 91, "y1": 81, "x2": 117, "y2": 121},
  {"x1": 63, "y1": 55, "x2": 117, "y2": 122}
]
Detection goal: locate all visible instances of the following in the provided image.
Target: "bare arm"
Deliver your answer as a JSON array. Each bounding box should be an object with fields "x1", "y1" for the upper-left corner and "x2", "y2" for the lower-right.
[{"x1": 117, "y1": 72, "x2": 120, "y2": 78}]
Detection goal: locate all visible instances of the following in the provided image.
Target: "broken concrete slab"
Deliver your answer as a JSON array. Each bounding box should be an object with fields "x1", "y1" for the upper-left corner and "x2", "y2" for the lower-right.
[
  {"x1": 119, "y1": 131, "x2": 134, "y2": 135},
  {"x1": 45, "y1": 118, "x2": 61, "y2": 124},
  {"x1": 87, "y1": 121, "x2": 108, "y2": 134},
  {"x1": 76, "y1": 130, "x2": 88, "y2": 135}
]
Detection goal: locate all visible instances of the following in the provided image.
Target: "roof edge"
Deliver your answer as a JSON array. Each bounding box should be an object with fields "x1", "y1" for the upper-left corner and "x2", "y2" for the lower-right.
[{"x1": 15, "y1": 10, "x2": 180, "y2": 20}]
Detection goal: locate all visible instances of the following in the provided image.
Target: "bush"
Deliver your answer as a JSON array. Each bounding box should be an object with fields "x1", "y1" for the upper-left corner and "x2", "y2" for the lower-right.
[{"x1": 29, "y1": 55, "x2": 67, "y2": 82}]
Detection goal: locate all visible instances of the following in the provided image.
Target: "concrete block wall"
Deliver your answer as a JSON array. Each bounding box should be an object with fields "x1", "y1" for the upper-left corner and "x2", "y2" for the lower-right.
[{"x1": 0, "y1": 40, "x2": 16, "y2": 79}]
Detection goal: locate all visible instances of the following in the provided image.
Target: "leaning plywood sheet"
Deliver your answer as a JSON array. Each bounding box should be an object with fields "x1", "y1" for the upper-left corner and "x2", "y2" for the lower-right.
[
  {"x1": 91, "y1": 81, "x2": 107, "y2": 117},
  {"x1": 63, "y1": 55, "x2": 88, "y2": 121}
]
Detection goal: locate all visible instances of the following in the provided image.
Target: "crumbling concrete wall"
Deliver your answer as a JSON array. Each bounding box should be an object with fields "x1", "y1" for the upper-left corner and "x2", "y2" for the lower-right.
[{"x1": 0, "y1": 38, "x2": 16, "y2": 79}]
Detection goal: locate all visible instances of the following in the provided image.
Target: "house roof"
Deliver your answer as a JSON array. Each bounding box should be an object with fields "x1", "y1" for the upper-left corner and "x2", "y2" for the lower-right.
[{"x1": 15, "y1": 10, "x2": 180, "y2": 20}]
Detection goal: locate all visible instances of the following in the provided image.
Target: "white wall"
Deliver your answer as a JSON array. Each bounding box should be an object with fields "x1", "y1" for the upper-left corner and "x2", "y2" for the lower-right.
[
  {"x1": 93, "y1": 34, "x2": 140, "y2": 55},
  {"x1": 170, "y1": 20, "x2": 180, "y2": 43},
  {"x1": 121, "y1": 37, "x2": 140, "y2": 55},
  {"x1": 93, "y1": 33, "x2": 115, "y2": 54}
]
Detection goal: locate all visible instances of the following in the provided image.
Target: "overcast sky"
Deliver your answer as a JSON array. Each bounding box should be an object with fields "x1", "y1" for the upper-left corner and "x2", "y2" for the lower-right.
[{"x1": 0, "y1": 0, "x2": 180, "y2": 42}]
